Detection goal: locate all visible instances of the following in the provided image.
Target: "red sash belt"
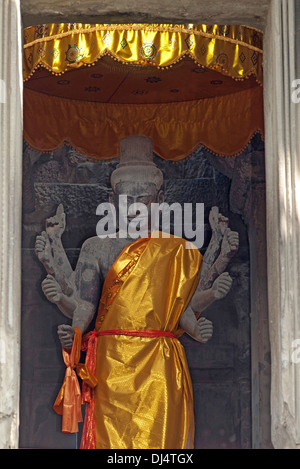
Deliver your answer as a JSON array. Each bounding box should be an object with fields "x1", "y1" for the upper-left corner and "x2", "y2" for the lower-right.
[
  {"x1": 94, "y1": 329, "x2": 177, "y2": 339},
  {"x1": 80, "y1": 328, "x2": 177, "y2": 396}
]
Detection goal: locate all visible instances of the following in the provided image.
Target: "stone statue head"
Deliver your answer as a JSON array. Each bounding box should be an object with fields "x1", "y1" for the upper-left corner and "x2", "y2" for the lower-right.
[{"x1": 110, "y1": 136, "x2": 164, "y2": 228}]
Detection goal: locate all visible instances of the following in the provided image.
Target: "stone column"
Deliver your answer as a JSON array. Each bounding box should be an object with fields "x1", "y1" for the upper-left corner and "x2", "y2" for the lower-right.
[
  {"x1": 0, "y1": 0, "x2": 23, "y2": 449},
  {"x1": 264, "y1": 0, "x2": 300, "y2": 448}
]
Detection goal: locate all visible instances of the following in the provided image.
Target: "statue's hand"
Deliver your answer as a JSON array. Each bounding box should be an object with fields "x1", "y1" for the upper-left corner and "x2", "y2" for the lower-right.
[
  {"x1": 46, "y1": 204, "x2": 66, "y2": 240},
  {"x1": 220, "y1": 228, "x2": 239, "y2": 259},
  {"x1": 193, "y1": 317, "x2": 213, "y2": 343},
  {"x1": 41, "y1": 274, "x2": 63, "y2": 303},
  {"x1": 209, "y1": 206, "x2": 229, "y2": 237},
  {"x1": 35, "y1": 231, "x2": 53, "y2": 269},
  {"x1": 212, "y1": 272, "x2": 233, "y2": 299},
  {"x1": 57, "y1": 324, "x2": 75, "y2": 351}
]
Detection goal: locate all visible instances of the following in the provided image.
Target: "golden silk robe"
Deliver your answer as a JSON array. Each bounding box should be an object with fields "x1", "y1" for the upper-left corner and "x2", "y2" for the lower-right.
[{"x1": 81, "y1": 234, "x2": 202, "y2": 449}]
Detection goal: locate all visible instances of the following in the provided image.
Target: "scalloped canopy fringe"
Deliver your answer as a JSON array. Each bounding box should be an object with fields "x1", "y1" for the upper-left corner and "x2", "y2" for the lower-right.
[
  {"x1": 23, "y1": 130, "x2": 264, "y2": 164},
  {"x1": 23, "y1": 23, "x2": 263, "y2": 83},
  {"x1": 23, "y1": 86, "x2": 264, "y2": 160}
]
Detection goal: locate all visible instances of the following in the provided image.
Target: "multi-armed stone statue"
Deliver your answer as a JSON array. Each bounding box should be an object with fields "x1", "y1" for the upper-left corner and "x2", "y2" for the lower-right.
[{"x1": 35, "y1": 136, "x2": 239, "y2": 449}]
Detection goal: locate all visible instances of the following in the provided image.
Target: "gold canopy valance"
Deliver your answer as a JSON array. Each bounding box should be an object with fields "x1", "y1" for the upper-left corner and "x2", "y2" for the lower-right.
[
  {"x1": 23, "y1": 23, "x2": 263, "y2": 82},
  {"x1": 23, "y1": 23, "x2": 264, "y2": 160}
]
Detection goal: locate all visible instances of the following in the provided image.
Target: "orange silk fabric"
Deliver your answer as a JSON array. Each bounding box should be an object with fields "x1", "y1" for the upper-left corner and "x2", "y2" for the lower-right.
[
  {"x1": 81, "y1": 234, "x2": 202, "y2": 449},
  {"x1": 53, "y1": 327, "x2": 98, "y2": 433},
  {"x1": 53, "y1": 327, "x2": 83, "y2": 433},
  {"x1": 23, "y1": 86, "x2": 264, "y2": 160}
]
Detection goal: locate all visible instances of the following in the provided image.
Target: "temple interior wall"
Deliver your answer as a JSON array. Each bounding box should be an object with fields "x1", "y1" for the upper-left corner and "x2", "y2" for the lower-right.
[
  {"x1": 20, "y1": 139, "x2": 262, "y2": 448},
  {"x1": 3, "y1": 0, "x2": 300, "y2": 450}
]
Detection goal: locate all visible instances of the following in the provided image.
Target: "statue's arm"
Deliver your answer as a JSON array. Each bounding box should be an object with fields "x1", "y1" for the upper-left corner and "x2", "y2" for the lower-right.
[
  {"x1": 71, "y1": 239, "x2": 102, "y2": 333},
  {"x1": 41, "y1": 274, "x2": 77, "y2": 319},
  {"x1": 179, "y1": 308, "x2": 213, "y2": 343},
  {"x1": 48, "y1": 235, "x2": 74, "y2": 294},
  {"x1": 200, "y1": 206, "x2": 228, "y2": 281},
  {"x1": 180, "y1": 228, "x2": 238, "y2": 341},
  {"x1": 200, "y1": 231, "x2": 222, "y2": 281},
  {"x1": 57, "y1": 238, "x2": 102, "y2": 349},
  {"x1": 36, "y1": 204, "x2": 102, "y2": 319},
  {"x1": 35, "y1": 205, "x2": 74, "y2": 296},
  {"x1": 179, "y1": 272, "x2": 233, "y2": 342},
  {"x1": 199, "y1": 228, "x2": 239, "y2": 291},
  {"x1": 179, "y1": 305, "x2": 213, "y2": 343},
  {"x1": 45, "y1": 205, "x2": 74, "y2": 294}
]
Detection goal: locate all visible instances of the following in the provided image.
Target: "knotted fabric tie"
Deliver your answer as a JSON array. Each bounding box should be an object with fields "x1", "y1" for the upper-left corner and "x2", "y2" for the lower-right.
[
  {"x1": 54, "y1": 328, "x2": 177, "y2": 436},
  {"x1": 53, "y1": 327, "x2": 97, "y2": 433}
]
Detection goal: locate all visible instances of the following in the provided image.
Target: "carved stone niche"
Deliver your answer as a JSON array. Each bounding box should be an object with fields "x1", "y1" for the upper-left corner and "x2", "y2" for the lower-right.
[
  {"x1": 2, "y1": 0, "x2": 298, "y2": 450},
  {"x1": 206, "y1": 141, "x2": 272, "y2": 449}
]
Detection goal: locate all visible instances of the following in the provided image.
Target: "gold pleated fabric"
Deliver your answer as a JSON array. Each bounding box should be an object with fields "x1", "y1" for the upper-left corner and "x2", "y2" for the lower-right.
[
  {"x1": 90, "y1": 234, "x2": 202, "y2": 449},
  {"x1": 23, "y1": 23, "x2": 263, "y2": 83}
]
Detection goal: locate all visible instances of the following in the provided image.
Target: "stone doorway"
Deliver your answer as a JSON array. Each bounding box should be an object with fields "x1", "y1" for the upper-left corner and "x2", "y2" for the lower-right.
[
  {"x1": 19, "y1": 18, "x2": 269, "y2": 451},
  {"x1": 9, "y1": 0, "x2": 300, "y2": 450},
  {"x1": 18, "y1": 12, "x2": 271, "y2": 448}
]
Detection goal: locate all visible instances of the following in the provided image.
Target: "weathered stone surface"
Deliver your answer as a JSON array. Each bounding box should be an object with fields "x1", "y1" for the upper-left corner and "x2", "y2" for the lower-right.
[
  {"x1": 229, "y1": 151, "x2": 265, "y2": 221},
  {"x1": 164, "y1": 178, "x2": 215, "y2": 206},
  {"x1": 181, "y1": 252, "x2": 251, "y2": 449},
  {"x1": 75, "y1": 160, "x2": 118, "y2": 185},
  {"x1": 22, "y1": 182, "x2": 112, "y2": 248},
  {"x1": 154, "y1": 151, "x2": 215, "y2": 180},
  {"x1": 20, "y1": 0, "x2": 270, "y2": 29},
  {"x1": 34, "y1": 182, "x2": 110, "y2": 217},
  {"x1": 199, "y1": 137, "x2": 270, "y2": 448},
  {"x1": 22, "y1": 150, "x2": 35, "y2": 214},
  {"x1": 19, "y1": 380, "x2": 77, "y2": 448},
  {"x1": 263, "y1": 1, "x2": 300, "y2": 446},
  {"x1": 181, "y1": 152, "x2": 215, "y2": 179},
  {"x1": 192, "y1": 382, "x2": 241, "y2": 449},
  {"x1": 23, "y1": 144, "x2": 89, "y2": 184},
  {"x1": 20, "y1": 248, "x2": 77, "y2": 449}
]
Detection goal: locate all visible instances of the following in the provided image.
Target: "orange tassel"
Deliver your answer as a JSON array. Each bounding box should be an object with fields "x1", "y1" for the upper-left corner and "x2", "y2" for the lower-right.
[{"x1": 53, "y1": 327, "x2": 83, "y2": 433}]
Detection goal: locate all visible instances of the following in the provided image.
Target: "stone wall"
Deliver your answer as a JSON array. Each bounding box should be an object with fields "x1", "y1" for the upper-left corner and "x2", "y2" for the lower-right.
[
  {"x1": 20, "y1": 0, "x2": 270, "y2": 29},
  {"x1": 19, "y1": 136, "x2": 263, "y2": 448}
]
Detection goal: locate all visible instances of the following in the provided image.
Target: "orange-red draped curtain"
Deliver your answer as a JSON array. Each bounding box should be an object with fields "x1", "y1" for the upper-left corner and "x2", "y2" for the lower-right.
[
  {"x1": 23, "y1": 23, "x2": 264, "y2": 160},
  {"x1": 24, "y1": 86, "x2": 264, "y2": 160}
]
